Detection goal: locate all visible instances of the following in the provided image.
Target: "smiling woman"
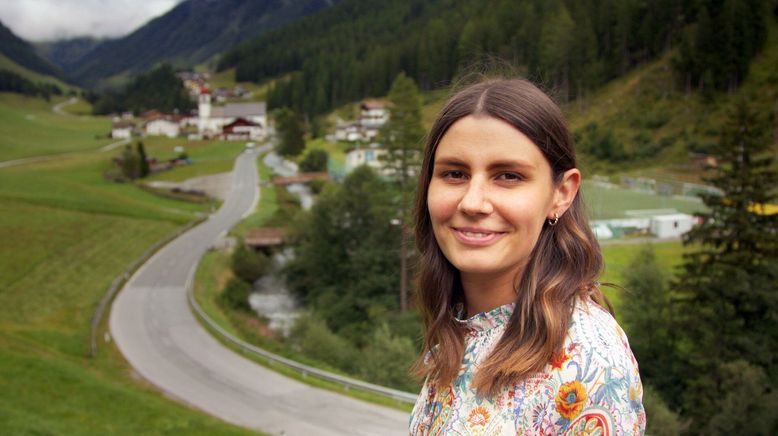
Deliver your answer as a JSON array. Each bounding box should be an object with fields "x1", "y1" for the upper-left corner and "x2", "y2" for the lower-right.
[{"x1": 410, "y1": 79, "x2": 646, "y2": 435}]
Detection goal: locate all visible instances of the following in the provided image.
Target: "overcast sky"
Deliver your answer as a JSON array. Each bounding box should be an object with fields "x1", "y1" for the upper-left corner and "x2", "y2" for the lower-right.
[{"x1": 0, "y1": 0, "x2": 184, "y2": 42}]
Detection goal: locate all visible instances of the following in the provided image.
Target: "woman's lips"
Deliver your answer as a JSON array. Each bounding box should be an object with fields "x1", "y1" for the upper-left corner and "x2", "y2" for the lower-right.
[{"x1": 452, "y1": 227, "x2": 506, "y2": 246}]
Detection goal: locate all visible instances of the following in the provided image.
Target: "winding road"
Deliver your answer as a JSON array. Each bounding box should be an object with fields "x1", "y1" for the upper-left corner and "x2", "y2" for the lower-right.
[{"x1": 110, "y1": 145, "x2": 409, "y2": 435}]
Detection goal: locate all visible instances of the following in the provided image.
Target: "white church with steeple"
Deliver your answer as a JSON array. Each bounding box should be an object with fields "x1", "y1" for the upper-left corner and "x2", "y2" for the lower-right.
[{"x1": 198, "y1": 87, "x2": 267, "y2": 139}]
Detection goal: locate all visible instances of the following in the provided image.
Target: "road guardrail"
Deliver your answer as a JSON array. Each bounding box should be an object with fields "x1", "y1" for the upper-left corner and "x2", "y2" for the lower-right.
[{"x1": 186, "y1": 276, "x2": 419, "y2": 405}]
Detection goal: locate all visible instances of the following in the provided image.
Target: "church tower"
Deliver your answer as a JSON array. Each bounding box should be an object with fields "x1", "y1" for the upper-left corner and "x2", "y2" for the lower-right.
[{"x1": 198, "y1": 86, "x2": 211, "y2": 134}]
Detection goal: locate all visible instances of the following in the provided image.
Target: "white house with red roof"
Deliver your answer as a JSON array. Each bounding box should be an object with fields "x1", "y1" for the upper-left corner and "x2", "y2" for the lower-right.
[{"x1": 198, "y1": 87, "x2": 266, "y2": 139}]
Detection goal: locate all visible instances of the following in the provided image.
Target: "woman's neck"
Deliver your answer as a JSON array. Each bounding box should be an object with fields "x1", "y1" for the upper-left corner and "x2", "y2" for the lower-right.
[{"x1": 460, "y1": 270, "x2": 519, "y2": 317}]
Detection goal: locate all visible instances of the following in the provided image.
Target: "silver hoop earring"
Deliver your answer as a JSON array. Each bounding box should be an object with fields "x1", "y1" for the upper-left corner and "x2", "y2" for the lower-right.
[{"x1": 547, "y1": 213, "x2": 559, "y2": 226}]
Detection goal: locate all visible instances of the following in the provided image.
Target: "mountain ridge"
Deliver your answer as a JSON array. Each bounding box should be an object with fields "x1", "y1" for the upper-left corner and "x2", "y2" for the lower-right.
[
  {"x1": 58, "y1": 0, "x2": 339, "y2": 88},
  {"x1": 0, "y1": 20, "x2": 64, "y2": 80}
]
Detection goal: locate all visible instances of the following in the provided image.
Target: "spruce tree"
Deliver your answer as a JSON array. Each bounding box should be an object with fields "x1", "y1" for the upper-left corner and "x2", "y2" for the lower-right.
[
  {"x1": 620, "y1": 246, "x2": 678, "y2": 402},
  {"x1": 120, "y1": 144, "x2": 140, "y2": 180},
  {"x1": 136, "y1": 141, "x2": 150, "y2": 178},
  {"x1": 274, "y1": 108, "x2": 305, "y2": 157},
  {"x1": 673, "y1": 98, "x2": 778, "y2": 423},
  {"x1": 378, "y1": 72, "x2": 424, "y2": 312},
  {"x1": 379, "y1": 72, "x2": 424, "y2": 189}
]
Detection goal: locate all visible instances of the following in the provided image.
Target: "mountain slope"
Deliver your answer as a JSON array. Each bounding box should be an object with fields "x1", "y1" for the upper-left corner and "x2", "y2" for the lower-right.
[
  {"x1": 0, "y1": 21, "x2": 63, "y2": 79},
  {"x1": 67, "y1": 0, "x2": 339, "y2": 88},
  {"x1": 35, "y1": 37, "x2": 104, "y2": 74}
]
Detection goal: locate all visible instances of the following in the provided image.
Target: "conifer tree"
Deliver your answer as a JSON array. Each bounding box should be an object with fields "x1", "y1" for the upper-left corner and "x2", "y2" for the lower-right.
[
  {"x1": 673, "y1": 98, "x2": 778, "y2": 422},
  {"x1": 120, "y1": 144, "x2": 140, "y2": 180},
  {"x1": 620, "y1": 246, "x2": 677, "y2": 401},
  {"x1": 379, "y1": 72, "x2": 424, "y2": 312},
  {"x1": 275, "y1": 108, "x2": 305, "y2": 157},
  {"x1": 136, "y1": 141, "x2": 150, "y2": 178}
]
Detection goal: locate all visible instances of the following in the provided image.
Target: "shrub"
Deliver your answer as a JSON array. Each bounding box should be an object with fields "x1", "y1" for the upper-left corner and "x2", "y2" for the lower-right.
[
  {"x1": 642, "y1": 385, "x2": 683, "y2": 436},
  {"x1": 289, "y1": 314, "x2": 360, "y2": 372},
  {"x1": 299, "y1": 149, "x2": 328, "y2": 172},
  {"x1": 359, "y1": 323, "x2": 418, "y2": 392},
  {"x1": 220, "y1": 277, "x2": 252, "y2": 312},
  {"x1": 231, "y1": 243, "x2": 270, "y2": 283},
  {"x1": 706, "y1": 360, "x2": 778, "y2": 435}
]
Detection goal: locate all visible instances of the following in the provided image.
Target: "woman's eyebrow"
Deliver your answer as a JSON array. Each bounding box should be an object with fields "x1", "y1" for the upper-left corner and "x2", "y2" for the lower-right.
[
  {"x1": 433, "y1": 158, "x2": 536, "y2": 170},
  {"x1": 487, "y1": 160, "x2": 536, "y2": 171},
  {"x1": 433, "y1": 157, "x2": 467, "y2": 167}
]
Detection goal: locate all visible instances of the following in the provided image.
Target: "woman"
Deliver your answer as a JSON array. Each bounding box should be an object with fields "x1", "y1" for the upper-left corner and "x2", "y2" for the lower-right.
[{"x1": 409, "y1": 79, "x2": 645, "y2": 435}]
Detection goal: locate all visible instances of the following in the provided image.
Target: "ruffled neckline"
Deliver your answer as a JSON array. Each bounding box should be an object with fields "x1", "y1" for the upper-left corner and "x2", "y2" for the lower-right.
[{"x1": 454, "y1": 302, "x2": 515, "y2": 333}]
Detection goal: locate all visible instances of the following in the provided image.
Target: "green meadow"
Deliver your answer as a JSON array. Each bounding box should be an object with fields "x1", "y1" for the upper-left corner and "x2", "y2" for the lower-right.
[
  {"x1": 581, "y1": 181, "x2": 705, "y2": 220},
  {"x1": 0, "y1": 96, "x2": 255, "y2": 434},
  {"x1": 0, "y1": 93, "x2": 113, "y2": 162},
  {"x1": 142, "y1": 137, "x2": 246, "y2": 182}
]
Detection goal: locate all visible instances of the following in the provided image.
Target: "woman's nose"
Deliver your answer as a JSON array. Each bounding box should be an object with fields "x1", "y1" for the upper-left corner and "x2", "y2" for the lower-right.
[{"x1": 457, "y1": 178, "x2": 493, "y2": 215}]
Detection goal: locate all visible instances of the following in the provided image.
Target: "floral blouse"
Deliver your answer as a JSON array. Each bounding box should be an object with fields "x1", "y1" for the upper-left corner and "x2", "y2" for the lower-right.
[{"x1": 409, "y1": 298, "x2": 646, "y2": 435}]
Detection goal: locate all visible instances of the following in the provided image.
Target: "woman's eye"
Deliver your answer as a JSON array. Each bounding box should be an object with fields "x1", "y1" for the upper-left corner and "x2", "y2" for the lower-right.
[
  {"x1": 498, "y1": 172, "x2": 523, "y2": 182},
  {"x1": 442, "y1": 170, "x2": 466, "y2": 180}
]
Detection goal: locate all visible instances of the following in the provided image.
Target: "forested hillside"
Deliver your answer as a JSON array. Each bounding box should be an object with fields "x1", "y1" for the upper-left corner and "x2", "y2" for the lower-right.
[
  {"x1": 90, "y1": 64, "x2": 194, "y2": 115},
  {"x1": 35, "y1": 37, "x2": 104, "y2": 74},
  {"x1": 65, "y1": 0, "x2": 340, "y2": 88},
  {"x1": 0, "y1": 20, "x2": 63, "y2": 80},
  {"x1": 219, "y1": 0, "x2": 774, "y2": 119}
]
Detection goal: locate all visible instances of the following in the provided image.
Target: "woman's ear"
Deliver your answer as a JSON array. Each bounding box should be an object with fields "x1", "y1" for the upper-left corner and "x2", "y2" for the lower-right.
[{"x1": 549, "y1": 168, "x2": 581, "y2": 219}]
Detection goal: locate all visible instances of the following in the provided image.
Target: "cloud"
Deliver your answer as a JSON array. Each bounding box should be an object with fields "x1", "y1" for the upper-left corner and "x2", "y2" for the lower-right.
[{"x1": 0, "y1": 0, "x2": 184, "y2": 42}]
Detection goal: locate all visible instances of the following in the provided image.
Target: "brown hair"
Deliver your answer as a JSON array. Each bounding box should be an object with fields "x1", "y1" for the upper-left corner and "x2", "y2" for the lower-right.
[{"x1": 412, "y1": 78, "x2": 611, "y2": 396}]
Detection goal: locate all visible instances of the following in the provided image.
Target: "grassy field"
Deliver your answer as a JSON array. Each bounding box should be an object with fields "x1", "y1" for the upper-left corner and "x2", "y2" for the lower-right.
[
  {"x1": 302, "y1": 137, "x2": 350, "y2": 178},
  {"x1": 600, "y1": 240, "x2": 687, "y2": 313},
  {"x1": 141, "y1": 137, "x2": 247, "y2": 182},
  {"x1": 0, "y1": 97, "x2": 259, "y2": 434},
  {"x1": 0, "y1": 93, "x2": 112, "y2": 161},
  {"x1": 231, "y1": 156, "x2": 278, "y2": 238},
  {"x1": 581, "y1": 181, "x2": 705, "y2": 220},
  {"x1": 207, "y1": 68, "x2": 274, "y2": 101}
]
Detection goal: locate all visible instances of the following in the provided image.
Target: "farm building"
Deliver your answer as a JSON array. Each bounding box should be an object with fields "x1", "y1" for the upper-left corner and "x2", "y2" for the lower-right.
[
  {"x1": 649, "y1": 213, "x2": 696, "y2": 239},
  {"x1": 111, "y1": 122, "x2": 133, "y2": 139}
]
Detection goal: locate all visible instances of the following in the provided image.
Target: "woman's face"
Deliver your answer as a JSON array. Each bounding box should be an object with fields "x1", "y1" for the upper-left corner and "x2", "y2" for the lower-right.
[{"x1": 427, "y1": 115, "x2": 569, "y2": 285}]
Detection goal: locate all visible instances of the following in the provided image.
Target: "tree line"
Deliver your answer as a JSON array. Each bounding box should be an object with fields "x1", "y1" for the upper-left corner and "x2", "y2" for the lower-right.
[
  {"x1": 0, "y1": 69, "x2": 63, "y2": 100},
  {"x1": 90, "y1": 64, "x2": 194, "y2": 115},
  {"x1": 218, "y1": 0, "x2": 774, "y2": 119}
]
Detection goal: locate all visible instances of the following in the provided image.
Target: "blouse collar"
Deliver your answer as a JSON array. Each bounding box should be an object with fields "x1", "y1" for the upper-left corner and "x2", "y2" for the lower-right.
[{"x1": 454, "y1": 302, "x2": 515, "y2": 333}]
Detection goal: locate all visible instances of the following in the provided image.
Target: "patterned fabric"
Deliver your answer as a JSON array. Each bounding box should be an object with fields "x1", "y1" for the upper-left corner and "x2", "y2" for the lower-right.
[{"x1": 409, "y1": 298, "x2": 646, "y2": 435}]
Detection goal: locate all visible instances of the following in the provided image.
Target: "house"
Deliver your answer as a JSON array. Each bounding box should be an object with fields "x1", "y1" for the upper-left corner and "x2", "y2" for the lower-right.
[
  {"x1": 360, "y1": 99, "x2": 389, "y2": 128},
  {"x1": 222, "y1": 117, "x2": 263, "y2": 140},
  {"x1": 198, "y1": 87, "x2": 267, "y2": 139},
  {"x1": 271, "y1": 172, "x2": 330, "y2": 185},
  {"x1": 144, "y1": 116, "x2": 181, "y2": 138},
  {"x1": 345, "y1": 143, "x2": 389, "y2": 175},
  {"x1": 335, "y1": 121, "x2": 363, "y2": 141},
  {"x1": 245, "y1": 227, "x2": 286, "y2": 254},
  {"x1": 111, "y1": 122, "x2": 133, "y2": 139},
  {"x1": 649, "y1": 213, "x2": 696, "y2": 238}
]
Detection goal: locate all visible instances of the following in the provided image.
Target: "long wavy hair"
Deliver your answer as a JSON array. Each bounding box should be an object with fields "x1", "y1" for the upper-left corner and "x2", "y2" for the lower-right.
[{"x1": 412, "y1": 78, "x2": 611, "y2": 396}]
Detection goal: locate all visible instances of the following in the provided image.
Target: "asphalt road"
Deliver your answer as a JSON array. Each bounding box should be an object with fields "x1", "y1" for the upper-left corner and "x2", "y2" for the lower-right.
[{"x1": 110, "y1": 146, "x2": 409, "y2": 435}]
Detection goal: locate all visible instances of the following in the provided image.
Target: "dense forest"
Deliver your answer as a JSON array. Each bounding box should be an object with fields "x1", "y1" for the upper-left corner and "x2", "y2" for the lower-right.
[
  {"x1": 0, "y1": 69, "x2": 62, "y2": 100},
  {"x1": 90, "y1": 64, "x2": 194, "y2": 115},
  {"x1": 218, "y1": 0, "x2": 774, "y2": 118}
]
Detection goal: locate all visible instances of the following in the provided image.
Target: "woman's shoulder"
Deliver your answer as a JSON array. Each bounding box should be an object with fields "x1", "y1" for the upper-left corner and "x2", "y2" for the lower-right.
[
  {"x1": 537, "y1": 298, "x2": 645, "y2": 434},
  {"x1": 567, "y1": 297, "x2": 637, "y2": 367}
]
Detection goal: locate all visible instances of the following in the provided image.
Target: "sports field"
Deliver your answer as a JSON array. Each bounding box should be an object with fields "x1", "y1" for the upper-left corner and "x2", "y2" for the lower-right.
[{"x1": 581, "y1": 181, "x2": 705, "y2": 220}]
